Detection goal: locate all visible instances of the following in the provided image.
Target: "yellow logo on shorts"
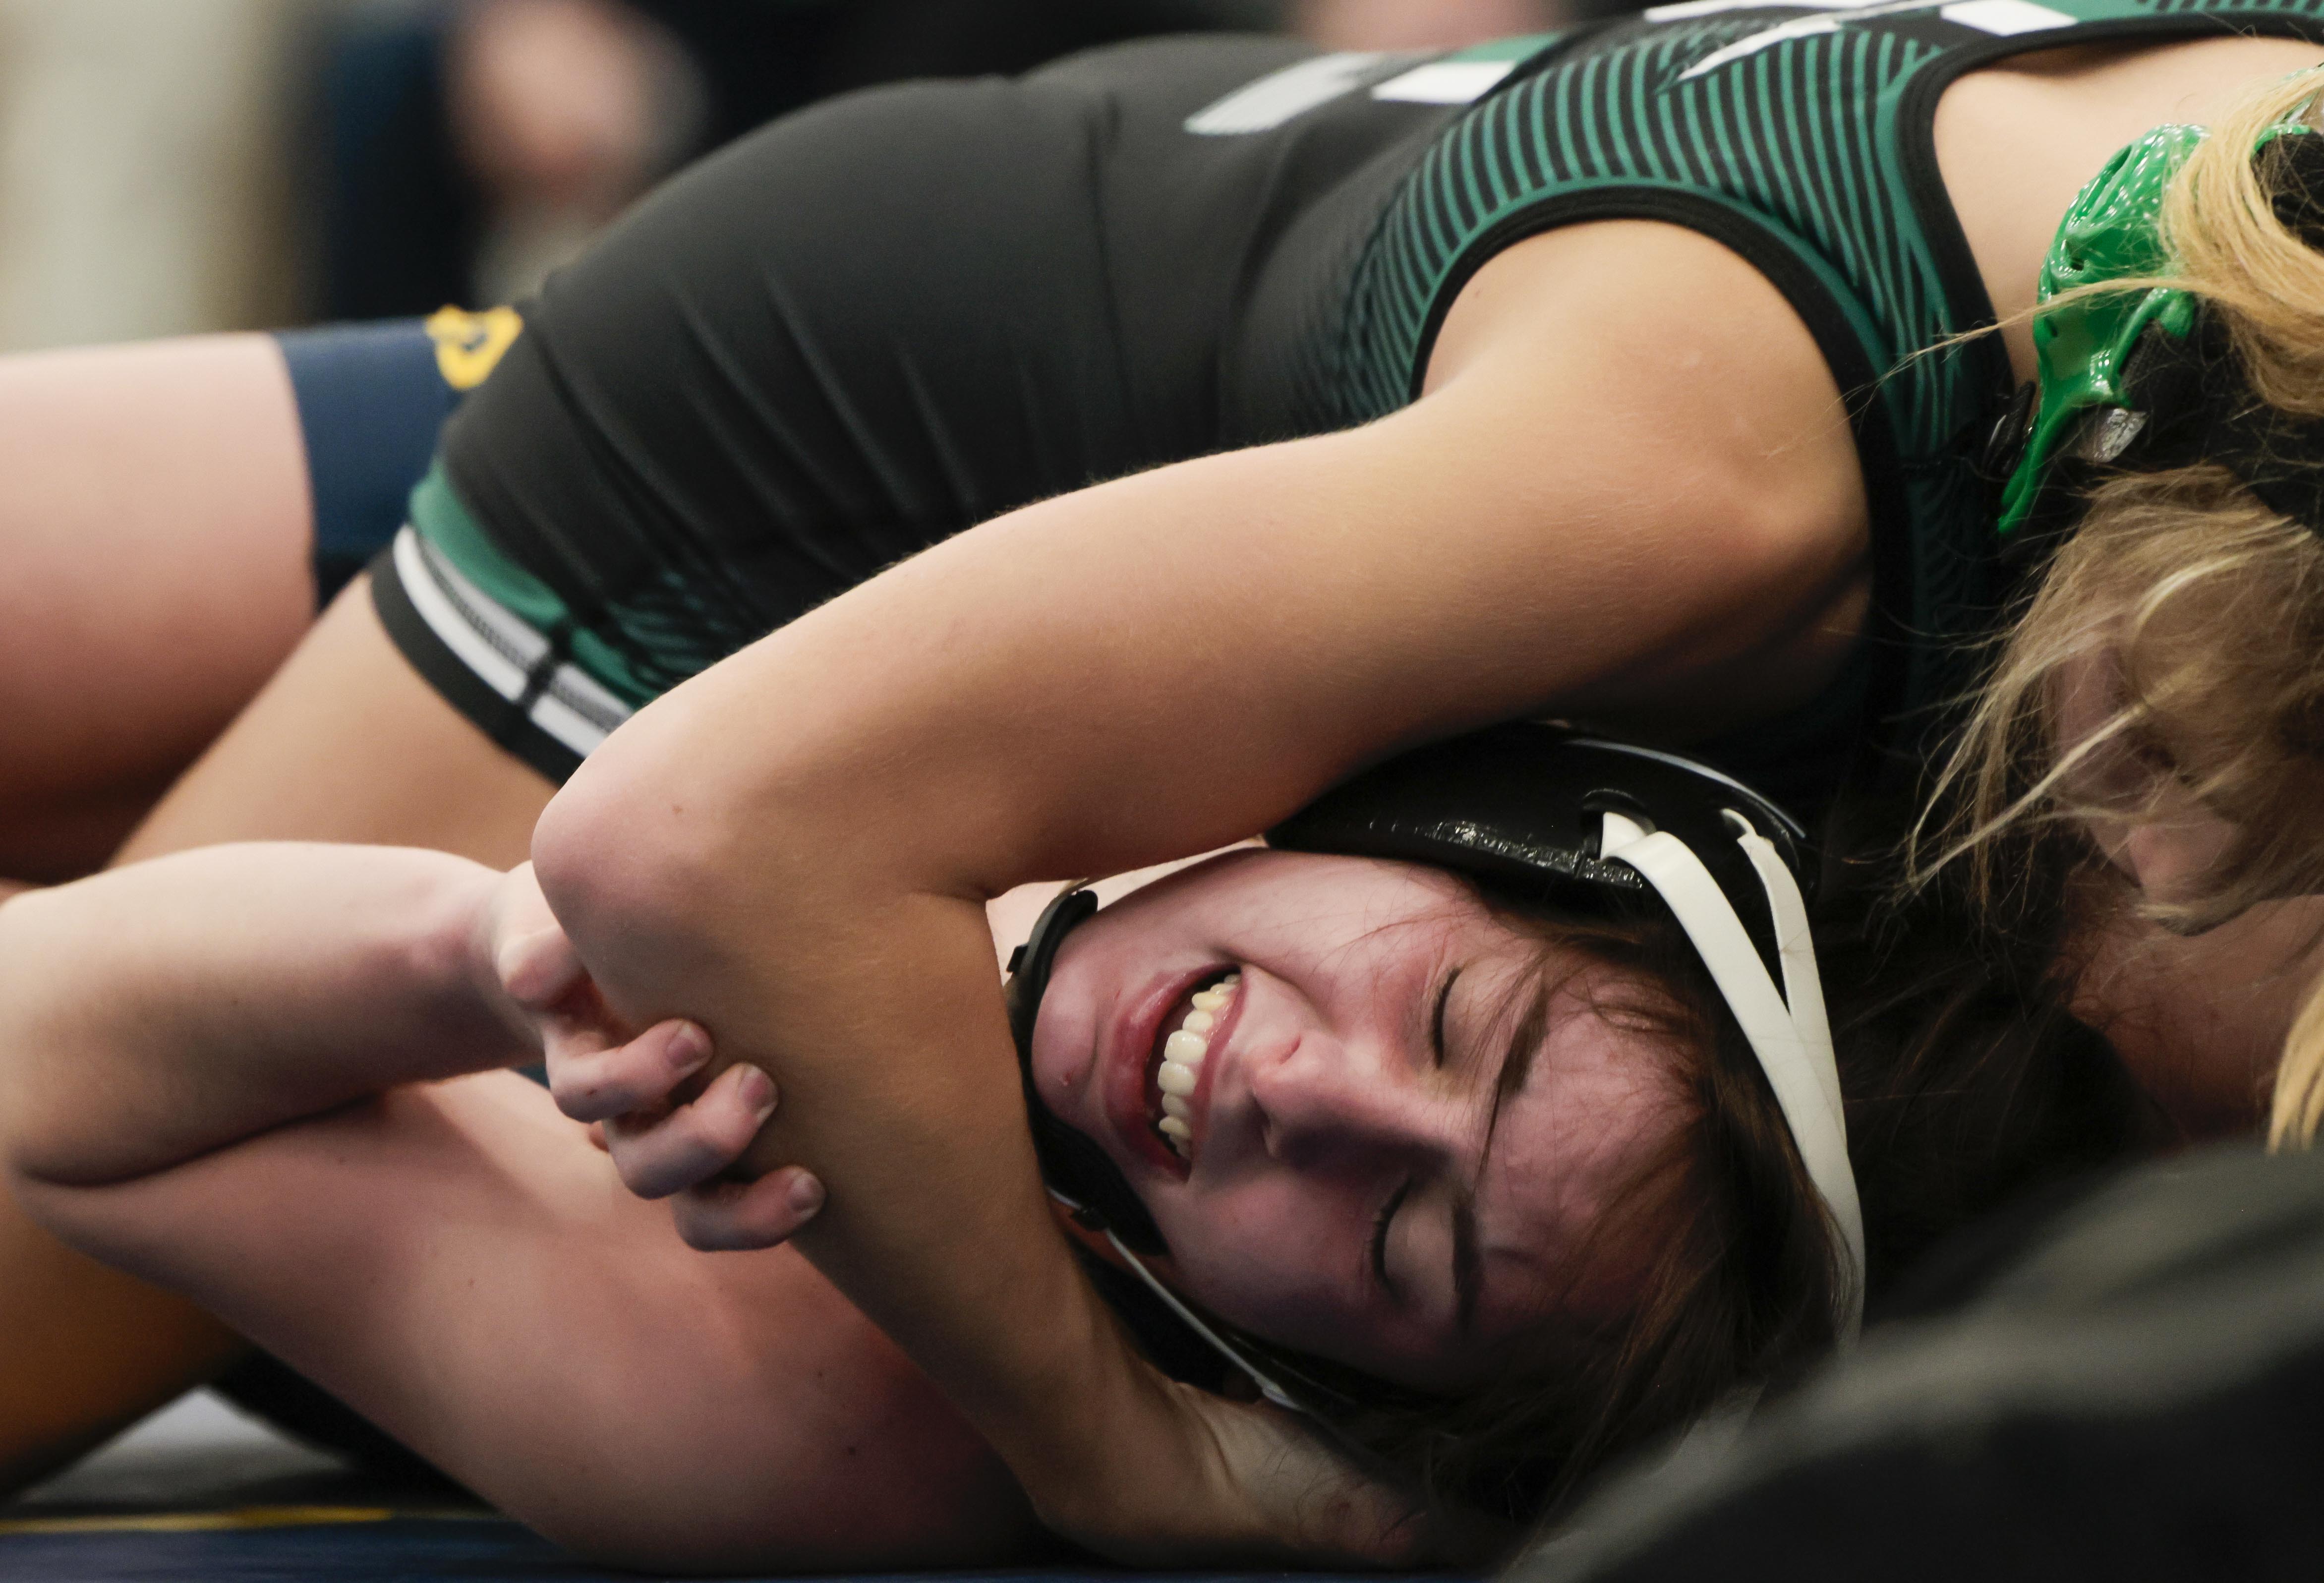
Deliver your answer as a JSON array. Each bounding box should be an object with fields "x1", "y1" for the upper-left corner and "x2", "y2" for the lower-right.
[{"x1": 425, "y1": 305, "x2": 523, "y2": 391}]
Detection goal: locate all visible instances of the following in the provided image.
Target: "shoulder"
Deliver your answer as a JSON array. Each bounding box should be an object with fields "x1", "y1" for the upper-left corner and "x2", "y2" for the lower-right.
[
  {"x1": 1398, "y1": 218, "x2": 1874, "y2": 727},
  {"x1": 1422, "y1": 218, "x2": 1865, "y2": 543}
]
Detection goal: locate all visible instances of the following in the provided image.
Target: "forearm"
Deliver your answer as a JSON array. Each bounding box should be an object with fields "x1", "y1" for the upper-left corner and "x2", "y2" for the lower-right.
[
  {"x1": 0, "y1": 843, "x2": 524, "y2": 1190},
  {"x1": 538, "y1": 790, "x2": 1424, "y2": 1560},
  {"x1": 530, "y1": 836, "x2": 1155, "y2": 1506}
]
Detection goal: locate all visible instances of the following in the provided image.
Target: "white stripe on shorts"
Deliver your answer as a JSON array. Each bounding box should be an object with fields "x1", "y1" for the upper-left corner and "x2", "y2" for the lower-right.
[{"x1": 390, "y1": 526, "x2": 634, "y2": 759}]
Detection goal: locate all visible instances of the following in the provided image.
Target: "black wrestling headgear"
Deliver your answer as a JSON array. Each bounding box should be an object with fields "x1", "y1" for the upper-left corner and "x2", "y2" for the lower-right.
[{"x1": 1005, "y1": 723, "x2": 1861, "y2": 1418}]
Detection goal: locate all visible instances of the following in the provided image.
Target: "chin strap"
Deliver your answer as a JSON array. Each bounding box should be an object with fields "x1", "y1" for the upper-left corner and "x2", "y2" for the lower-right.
[
  {"x1": 1600, "y1": 809, "x2": 1866, "y2": 1341},
  {"x1": 1079, "y1": 1222, "x2": 1318, "y2": 1414}
]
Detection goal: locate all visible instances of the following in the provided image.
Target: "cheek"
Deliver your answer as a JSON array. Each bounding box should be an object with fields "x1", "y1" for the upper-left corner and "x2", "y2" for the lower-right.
[
  {"x1": 1023, "y1": 925, "x2": 1139, "y2": 1105},
  {"x1": 1150, "y1": 1183, "x2": 1452, "y2": 1385},
  {"x1": 1025, "y1": 978, "x2": 1099, "y2": 1102},
  {"x1": 1142, "y1": 1180, "x2": 1353, "y2": 1336},
  {"x1": 2118, "y1": 809, "x2": 2239, "y2": 906}
]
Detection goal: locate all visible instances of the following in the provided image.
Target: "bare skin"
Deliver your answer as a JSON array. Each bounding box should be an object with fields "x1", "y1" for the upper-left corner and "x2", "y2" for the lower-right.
[
  {"x1": 0, "y1": 335, "x2": 312, "y2": 879},
  {"x1": 12, "y1": 585, "x2": 1061, "y2": 1555},
  {"x1": 1, "y1": 842, "x2": 1598, "y2": 1567},
  {"x1": 0, "y1": 1203, "x2": 245, "y2": 1495},
  {"x1": 0, "y1": 848, "x2": 1033, "y2": 1571},
  {"x1": 0, "y1": 341, "x2": 559, "y2": 1490},
  {"x1": 5, "y1": 29, "x2": 2319, "y2": 1563},
  {"x1": 1936, "y1": 35, "x2": 2324, "y2": 384},
  {"x1": 2069, "y1": 889, "x2": 2324, "y2": 1139},
  {"x1": 2039, "y1": 645, "x2": 2321, "y2": 1136},
  {"x1": 0, "y1": 336, "x2": 316, "y2": 1490},
  {"x1": 112, "y1": 586, "x2": 553, "y2": 869},
  {"x1": 0, "y1": 344, "x2": 1053, "y2": 1557}
]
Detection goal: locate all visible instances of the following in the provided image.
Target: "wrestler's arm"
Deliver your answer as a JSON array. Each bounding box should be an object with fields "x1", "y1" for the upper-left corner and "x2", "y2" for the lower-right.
[
  {"x1": 0, "y1": 849, "x2": 1031, "y2": 1570},
  {"x1": 0, "y1": 845, "x2": 764, "y2": 1202},
  {"x1": 532, "y1": 221, "x2": 1867, "y2": 1560},
  {"x1": 0, "y1": 845, "x2": 523, "y2": 1191}
]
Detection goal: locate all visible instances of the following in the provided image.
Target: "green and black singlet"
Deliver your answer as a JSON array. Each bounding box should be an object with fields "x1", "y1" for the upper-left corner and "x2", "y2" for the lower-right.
[{"x1": 367, "y1": 4, "x2": 2324, "y2": 806}]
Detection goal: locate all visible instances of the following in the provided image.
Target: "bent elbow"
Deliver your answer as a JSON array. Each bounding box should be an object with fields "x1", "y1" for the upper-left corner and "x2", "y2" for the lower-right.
[
  {"x1": 529, "y1": 709, "x2": 829, "y2": 996},
  {"x1": 530, "y1": 750, "x2": 719, "y2": 973}
]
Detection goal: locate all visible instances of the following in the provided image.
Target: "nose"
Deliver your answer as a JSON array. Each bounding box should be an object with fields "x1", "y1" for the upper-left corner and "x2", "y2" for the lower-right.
[{"x1": 1246, "y1": 1040, "x2": 1463, "y2": 1170}]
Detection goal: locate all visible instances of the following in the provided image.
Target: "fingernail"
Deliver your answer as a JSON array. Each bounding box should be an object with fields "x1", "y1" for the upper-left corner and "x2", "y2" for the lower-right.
[
  {"x1": 665, "y1": 1021, "x2": 711, "y2": 1075},
  {"x1": 733, "y1": 1063, "x2": 777, "y2": 1120},
  {"x1": 788, "y1": 1173, "x2": 824, "y2": 1217}
]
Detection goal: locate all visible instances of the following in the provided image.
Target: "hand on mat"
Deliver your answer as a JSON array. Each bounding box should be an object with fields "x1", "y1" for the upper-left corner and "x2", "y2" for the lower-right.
[{"x1": 486, "y1": 863, "x2": 826, "y2": 1248}]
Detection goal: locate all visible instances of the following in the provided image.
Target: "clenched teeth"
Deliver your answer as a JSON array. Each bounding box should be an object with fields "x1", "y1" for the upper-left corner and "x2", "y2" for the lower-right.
[{"x1": 1158, "y1": 972, "x2": 1238, "y2": 1159}]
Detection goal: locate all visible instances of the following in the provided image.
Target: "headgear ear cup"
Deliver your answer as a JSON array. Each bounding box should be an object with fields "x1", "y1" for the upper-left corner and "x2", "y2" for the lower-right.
[{"x1": 1005, "y1": 885, "x2": 1170, "y2": 1256}]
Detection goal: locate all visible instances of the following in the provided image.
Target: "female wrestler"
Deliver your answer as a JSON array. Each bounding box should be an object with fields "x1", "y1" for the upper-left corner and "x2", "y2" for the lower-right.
[
  {"x1": 1914, "y1": 71, "x2": 2324, "y2": 1150},
  {"x1": 0, "y1": 799, "x2": 2141, "y2": 1569},
  {"x1": 2, "y1": 11, "x2": 2319, "y2": 1560}
]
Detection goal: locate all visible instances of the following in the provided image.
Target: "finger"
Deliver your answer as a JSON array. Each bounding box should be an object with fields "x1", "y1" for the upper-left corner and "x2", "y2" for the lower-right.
[
  {"x1": 496, "y1": 923, "x2": 589, "y2": 1009},
  {"x1": 670, "y1": 1168, "x2": 825, "y2": 1252},
  {"x1": 603, "y1": 1062, "x2": 778, "y2": 1198},
  {"x1": 548, "y1": 1018, "x2": 712, "y2": 1123}
]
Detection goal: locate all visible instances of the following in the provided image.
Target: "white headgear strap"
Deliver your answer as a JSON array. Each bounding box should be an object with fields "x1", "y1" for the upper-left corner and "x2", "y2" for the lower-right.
[{"x1": 1599, "y1": 809, "x2": 1866, "y2": 1339}]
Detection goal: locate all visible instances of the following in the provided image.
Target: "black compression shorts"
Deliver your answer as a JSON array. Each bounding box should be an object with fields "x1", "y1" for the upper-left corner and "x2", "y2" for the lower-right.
[{"x1": 370, "y1": 36, "x2": 1479, "y2": 781}]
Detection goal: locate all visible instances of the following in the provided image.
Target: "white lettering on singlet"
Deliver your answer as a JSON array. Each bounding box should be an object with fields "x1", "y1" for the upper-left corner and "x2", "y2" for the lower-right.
[
  {"x1": 1369, "y1": 59, "x2": 1518, "y2": 105},
  {"x1": 1184, "y1": 52, "x2": 1387, "y2": 135},
  {"x1": 1666, "y1": 0, "x2": 2074, "y2": 80},
  {"x1": 1646, "y1": 0, "x2": 1898, "y2": 21},
  {"x1": 1938, "y1": 0, "x2": 2079, "y2": 34}
]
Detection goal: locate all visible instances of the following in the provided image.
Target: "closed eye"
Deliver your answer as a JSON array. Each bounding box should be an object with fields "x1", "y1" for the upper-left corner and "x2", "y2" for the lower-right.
[
  {"x1": 1370, "y1": 1177, "x2": 1414, "y2": 1302},
  {"x1": 1429, "y1": 967, "x2": 1459, "y2": 1069}
]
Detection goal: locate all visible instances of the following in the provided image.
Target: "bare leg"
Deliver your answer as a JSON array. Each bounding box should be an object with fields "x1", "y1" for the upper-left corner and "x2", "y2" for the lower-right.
[
  {"x1": 114, "y1": 581, "x2": 554, "y2": 866},
  {"x1": 0, "y1": 335, "x2": 314, "y2": 881},
  {"x1": 0, "y1": 1205, "x2": 248, "y2": 1493},
  {"x1": 0, "y1": 334, "x2": 318, "y2": 1490}
]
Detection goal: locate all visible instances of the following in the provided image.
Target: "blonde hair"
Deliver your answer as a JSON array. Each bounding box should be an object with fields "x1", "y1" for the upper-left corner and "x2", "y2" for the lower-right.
[{"x1": 1919, "y1": 69, "x2": 2324, "y2": 1147}]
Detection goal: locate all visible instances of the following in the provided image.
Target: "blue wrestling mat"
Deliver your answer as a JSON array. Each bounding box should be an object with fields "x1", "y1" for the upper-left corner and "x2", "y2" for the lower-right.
[
  {"x1": 2, "y1": 1508, "x2": 581, "y2": 1581},
  {"x1": 1, "y1": 1516, "x2": 1406, "y2": 1583},
  {"x1": 1, "y1": 1393, "x2": 1448, "y2": 1583}
]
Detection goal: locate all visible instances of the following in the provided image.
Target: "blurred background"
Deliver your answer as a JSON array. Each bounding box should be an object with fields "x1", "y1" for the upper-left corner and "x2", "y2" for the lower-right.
[{"x1": 0, "y1": 0, "x2": 1641, "y2": 353}]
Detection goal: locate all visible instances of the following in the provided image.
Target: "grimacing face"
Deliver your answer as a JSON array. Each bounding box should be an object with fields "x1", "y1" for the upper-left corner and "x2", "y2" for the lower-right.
[{"x1": 1026, "y1": 850, "x2": 1687, "y2": 1393}]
